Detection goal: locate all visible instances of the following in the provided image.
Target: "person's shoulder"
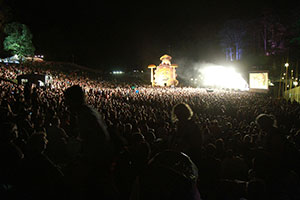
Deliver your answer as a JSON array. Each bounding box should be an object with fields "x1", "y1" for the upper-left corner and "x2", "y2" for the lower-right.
[
  {"x1": 77, "y1": 105, "x2": 97, "y2": 118},
  {"x1": 81, "y1": 105, "x2": 100, "y2": 115},
  {"x1": 271, "y1": 127, "x2": 288, "y2": 139},
  {"x1": 187, "y1": 119, "x2": 200, "y2": 128},
  {"x1": 79, "y1": 104, "x2": 92, "y2": 112}
]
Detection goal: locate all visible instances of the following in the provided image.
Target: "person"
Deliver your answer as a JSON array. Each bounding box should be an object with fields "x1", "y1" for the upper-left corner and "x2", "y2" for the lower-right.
[
  {"x1": 64, "y1": 85, "x2": 115, "y2": 199},
  {"x1": 132, "y1": 150, "x2": 201, "y2": 200},
  {"x1": 46, "y1": 116, "x2": 69, "y2": 164},
  {"x1": 64, "y1": 85, "x2": 111, "y2": 163},
  {"x1": 24, "y1": 82, "x2": 32, "y2": 103},
  {"x1": 169, "y1": 103, "x2": 202, "y2": 165},
  {"x1": 255, "y1": 114, "x2": 290, "y2": 166},
  {"x1": 197, "y1": 143, "x2": 221, "y2": 199},
  {"x1": 256, "y1": 114, "x2": 300, "y2": 198},
  {"x1": 17, "y1": 132, "x2": 64, "y2": 199},
  {"x1": 246, "y1": 179, "x2": 267, "y2": 200},
  {"x1": 0, "y1": 122, "x2": 23, "y2": 184}
]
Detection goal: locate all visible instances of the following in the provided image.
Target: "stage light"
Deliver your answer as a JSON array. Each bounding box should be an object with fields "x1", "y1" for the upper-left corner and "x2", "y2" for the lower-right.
[
  {"x1": 293, "y1": 81, "x2": 298, "y2": 86},
  {"x1": 112, "y1": 71, "x2": 124, "y2": 74},
  {"x1": 200, "y1": 65, "x2": 248, "y2": 90}
]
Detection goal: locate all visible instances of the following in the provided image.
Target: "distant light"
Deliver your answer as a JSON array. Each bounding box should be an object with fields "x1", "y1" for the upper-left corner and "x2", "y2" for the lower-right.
[
  {"x1": 285, "y1": 63, "x2": 289, "y2": 67},
  {"x1": 293, "y1": 81, "x2": 298, "y2": 86},
  {"x1": 112, "y1": 71, "x2": 124, "y2": 74}
]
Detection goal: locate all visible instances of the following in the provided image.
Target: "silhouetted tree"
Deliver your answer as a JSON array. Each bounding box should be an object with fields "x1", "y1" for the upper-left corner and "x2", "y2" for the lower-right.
[
  {"x1": 259, "y1": 9, "x2": 287, "y2": 56},
  {"x1": 219, "y1": 19, "x2": 247, "y2": 61}
]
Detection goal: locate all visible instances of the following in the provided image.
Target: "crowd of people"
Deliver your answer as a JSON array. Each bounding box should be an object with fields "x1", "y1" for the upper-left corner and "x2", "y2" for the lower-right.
[{"x1": 1, "y1": 62, "x2": 300, "y2": 200}]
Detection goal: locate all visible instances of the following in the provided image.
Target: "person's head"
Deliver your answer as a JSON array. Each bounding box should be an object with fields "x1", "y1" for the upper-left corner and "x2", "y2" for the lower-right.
[
  {"x1": 225, "y1": 149, "x2": 234, "y2": 158},
  {"x1": 171, "y1": 103, "x2": 193, "y2": 122},
  {"x1": 138, "y1": 150, "x2": 200, "y2": 200},
  {"x1": 225, "y1": 122, "x2": 232, "y2": 129},
  {"x1": 131, "y1": 132, "x2": 145, "y2": 146},
  {"x1": 138, "y1": 122, "x2": 149, "y2": 134},
  {"x1": 206, "y1": 143, "x2": 216, "y2": 157},
  {"x1": 255, "y1": 114, "x2": 276, "y2": 132},
  {"x1": 243, "y1": 134, "x2": 251, "y2": 144},
  {"x1": 247, "y1": 179, "x2": 266, "y2": 200},
  {"x1": 144, "y1": 130, "x2": 156, "y2": 144},
  {"x1": 51, "y1": 116, "x2": 61, "y2": 127},
  {"x1": 0, "y1": 122, "x2": 18, "y2": 142},
  {"x1": 124, "y1": 123, "x2": 133, "y2": 133},
  {"x1": 26, "y1": 132, "x2": 48, "y2": 154},
  {"x1": 215, "y1": 138, "x2": 224, "y2": 150},
  {"x1": 64, "y1": 85, "x2": 86, "y2": 107}
]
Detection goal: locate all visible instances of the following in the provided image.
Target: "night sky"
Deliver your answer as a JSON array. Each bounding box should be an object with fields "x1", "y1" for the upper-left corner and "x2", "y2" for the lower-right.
[{"x1": 7, "y1": 0, "x2": 296, "y2": 70}]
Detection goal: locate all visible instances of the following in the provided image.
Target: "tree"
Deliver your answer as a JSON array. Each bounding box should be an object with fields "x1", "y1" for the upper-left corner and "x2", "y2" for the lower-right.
[
  {"x1": 288, "y1": 9, "x2": 300, "y2": 62},
  {"x1": 3, "y1": 22, "x2": 35, "y2": 57},
  {"x1": 259, "y1": 9, "x2": 287, "y2": 56},
  {"x1": 219, "y1": 19, "x2": 247, "y2": 61},
  {"x1": 290, "y1": 18, "x2": 300, "y2": 45}
]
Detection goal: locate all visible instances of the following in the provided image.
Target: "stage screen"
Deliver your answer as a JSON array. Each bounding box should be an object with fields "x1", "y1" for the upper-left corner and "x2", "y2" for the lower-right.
[{"x1": 249, "y1": 72, "x2": 268, "y2": 90}]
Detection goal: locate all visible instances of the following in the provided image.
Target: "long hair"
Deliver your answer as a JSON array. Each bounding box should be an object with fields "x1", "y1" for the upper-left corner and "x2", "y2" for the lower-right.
[
  {"x1": 255, "y1": 114, "x2": 277, "y2": 128},
  {"x1": 171, "y1": 103, "x2": 193, "y2": 123}
]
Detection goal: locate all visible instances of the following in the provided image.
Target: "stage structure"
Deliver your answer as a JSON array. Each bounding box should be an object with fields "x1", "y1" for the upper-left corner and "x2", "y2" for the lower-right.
[{"x1": 148, "y1": 54, "x2": 179, "y2": 87}]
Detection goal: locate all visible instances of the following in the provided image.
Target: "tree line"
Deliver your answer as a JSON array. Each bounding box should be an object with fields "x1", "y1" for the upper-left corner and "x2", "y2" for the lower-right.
[{"x1": 219, "y1": 8, "x2": 300, "y2": 78}]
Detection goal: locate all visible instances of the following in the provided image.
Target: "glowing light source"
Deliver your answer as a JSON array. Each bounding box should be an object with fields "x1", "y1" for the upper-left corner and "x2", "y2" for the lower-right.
[
  {"x1": 112, "y1": 71, "x2": 124, "y2": 74},
  {"x1": 200, "y1": 65, "x2": 248, "y2": 90},
  {"x1": 293, "y1": 81, "x2": 298, "y2": 86}
]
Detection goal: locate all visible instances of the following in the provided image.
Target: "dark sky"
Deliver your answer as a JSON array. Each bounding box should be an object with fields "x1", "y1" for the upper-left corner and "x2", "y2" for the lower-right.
[{"x1": 7, "y1": 0, "x2": 295, "y2": 70}]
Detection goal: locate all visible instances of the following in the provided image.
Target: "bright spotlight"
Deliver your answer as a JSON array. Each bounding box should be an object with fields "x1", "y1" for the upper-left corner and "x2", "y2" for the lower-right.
[
  {"x1": 112, "y1": 71, "x2": 124, "y2": 74},
  {"x1": 200, "y1": 65, "x2": 248, "y2": 90},
  {"x1": 293, "y1": 81, "x2": 298, "y2": 86}
]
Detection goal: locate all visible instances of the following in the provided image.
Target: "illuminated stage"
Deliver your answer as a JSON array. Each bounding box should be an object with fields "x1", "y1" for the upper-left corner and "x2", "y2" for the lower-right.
[
  {"x1": 198, "y1": 64, "x2": 249, "y2": 91},
  {"x1": 148, "y1": 54, "x2": 179, "y2": 87}
]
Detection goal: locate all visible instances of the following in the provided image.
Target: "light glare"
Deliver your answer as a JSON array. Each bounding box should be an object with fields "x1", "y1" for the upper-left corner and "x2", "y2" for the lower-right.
[{"x1": 200, "y1": 65, "x2": 248, "y2": 90}]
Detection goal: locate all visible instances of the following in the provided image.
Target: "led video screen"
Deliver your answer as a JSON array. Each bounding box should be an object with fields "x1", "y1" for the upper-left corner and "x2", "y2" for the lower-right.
[{"x1": 249, "y1": 72, "x2": 268, "y2": 90}]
